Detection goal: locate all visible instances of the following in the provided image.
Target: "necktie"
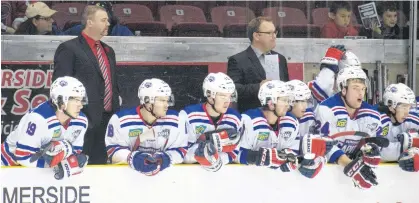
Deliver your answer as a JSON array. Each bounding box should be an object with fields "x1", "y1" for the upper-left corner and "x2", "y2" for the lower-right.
[{"x1": 95, "y1": 41, "x2": 112, "y2": 112}]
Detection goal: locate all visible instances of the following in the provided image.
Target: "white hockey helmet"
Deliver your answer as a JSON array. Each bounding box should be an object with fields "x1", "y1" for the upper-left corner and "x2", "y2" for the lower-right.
[
  {"x1": 50, "y1": 76, "x2": 87, "y2": 107},
  {"x1": 203, "y1": 72, "x2": 237, "y2": 102},
  {"x1": 336, "y1": 67, "x2": 367, "y2": 91},
  {"x1": 286, "y1": 80, "x2": 312, "y2": 106},
  {"x1": 338, "y1": 51, "x2": 361, "y2": 70},
  {"x1": 383, "y1": 83, "x2": 416, "y2": 109},
  {"x1": 138, "y1": 78, "x2": 174, "y2": 106},
  {"x1": 258, "y1": 80, "x2": 290, "y2": 106}
]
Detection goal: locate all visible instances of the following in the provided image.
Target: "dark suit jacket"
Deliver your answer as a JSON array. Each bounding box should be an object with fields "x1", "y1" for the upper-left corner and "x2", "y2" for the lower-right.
[
  {"x1": 227, "y1": 46, "x2": 289, "y2": 113},
  {"x1": 52, "y1": 35, "x2": 120, "y2": 128}
]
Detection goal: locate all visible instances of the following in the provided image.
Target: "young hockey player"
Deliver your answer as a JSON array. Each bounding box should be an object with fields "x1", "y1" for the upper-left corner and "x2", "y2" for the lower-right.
[
  {"x1": 182, "y1": 72, "x2": 242, "y2": 172},
  {"x1": 315, "y1": 67, "x2": 383, "y2": 189},
  {"x1": 308, "y1": 45, "x2": 361, "y2": 107},
  {"x1": 377, "y1": 83, "x2": 419, "y2": 172},
  {"x1": 105, "y1": 78, "x2": 188, "y2": 176},
  {"x1": 1, "y1": 76, "x2": 89, "y2": 180}
]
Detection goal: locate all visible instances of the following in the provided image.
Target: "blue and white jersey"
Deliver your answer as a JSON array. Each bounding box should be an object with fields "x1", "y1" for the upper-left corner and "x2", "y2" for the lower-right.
[
  {"x1": 105, "y1": 106, "x2": 187, "y2": 164},
  {"x1": 315, "y1": 93, "x2": 382, "y2": 163},
  {"x1": 236, "y1": 108, "x2": 299, "y2": 164},
  {"x1": 181, "y1": 103, "x2": 241, "y2": 165},
  {"x1": 298, "y1": 108, "x2": 316, "y2": 137},
  {"x1": 379, "y1": 111, "x2": 419, "y2": 162},
  {"x1": 308, "y1": 68, "x2": 336, "y2": 109},
  {"x1": 1, "y1": 101, "x2": 87, "y2": 167}
]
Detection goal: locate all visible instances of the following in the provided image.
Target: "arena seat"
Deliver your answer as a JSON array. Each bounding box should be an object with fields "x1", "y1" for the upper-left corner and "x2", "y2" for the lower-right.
[
  {"x1": 52, "y1": 2, "x2": 85, "y2": 30},
  {"x1": 211, "y1": 6, "x2": 255, "y2": 37}
]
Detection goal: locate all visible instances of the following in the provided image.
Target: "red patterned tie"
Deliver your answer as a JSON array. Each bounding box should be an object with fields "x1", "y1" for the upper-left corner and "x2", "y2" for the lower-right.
[{"x1": 95, "y1": 41, "x2": 112, "y2": 112}]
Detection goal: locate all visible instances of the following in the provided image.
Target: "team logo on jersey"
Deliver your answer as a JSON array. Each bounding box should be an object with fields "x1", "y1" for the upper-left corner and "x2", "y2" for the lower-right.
[
  {"x1": 336, "y1": 118, "x2": 347, "y2": 127},
  {"x1": 71, "y1": 130, "x2": 82, "y2": 141},
  {"x1": 129, "y1": 128, "x2": 143, "y2": 137},
  {"x1": 281, "y1": 131, "x2": 292, "y2": 140},
  {"x1": 257, "y1": 132, "x2": 269, "y2": 141},
  {"x1": 53, "y1": 129, "x2": 61, "y2": 138},
  {"x1": 195, "y1": 125, "x2": 207, "y2": 134},
  {"x1": 158, "y1": 129, "x2": 170, "y2": 139},
  {"x1": 381, "y1": 126, "x2": 389, "y2": 136},
  {"x1": 366, "y1": 123, "x2": 378, "y2": 132}
]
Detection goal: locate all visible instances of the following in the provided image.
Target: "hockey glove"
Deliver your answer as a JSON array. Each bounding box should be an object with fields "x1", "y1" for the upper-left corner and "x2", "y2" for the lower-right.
[
  {"x1": 53, "y1": 153, "x2": 88, "y2": 180},
  {"x1": 320, "y1": 45, "x2": 346, "y2": 74},
  {"x1": 397, "y1": 131, "x2": 419, "y2": 153},
  {"x1": 398, "y1": 147, "x2": 419, "y2": 172},
  {"x1": 198, "y1": 128, "x2": 241, "y2": 153},
  {"x1": 298, "y1": 153, "x2": 325, "y2": 179},
  {"x1": 344, "y1": 158, "x2": 378, "y2": 190},
  {"x1": 300, "y1": 134, "x2": 337, "y2": 158},
  {"x1": 359, "y1": 143, "x2": 381, "y2": 168},
  {"x1": 255, "y1": 148, "x2": 298, "y2": 172},
  {"x1": 43, "y1": 140, "x2": 73, "y2": 167},
  {"x1": 194, "y1": 141, "x2": 223, "y2": 172},
  {"x1": 128, "y1": 151, "x2": 162, "y2": 176},
  {"x1": 153, "y1": 152, "x2": 171, "y2": 171}
]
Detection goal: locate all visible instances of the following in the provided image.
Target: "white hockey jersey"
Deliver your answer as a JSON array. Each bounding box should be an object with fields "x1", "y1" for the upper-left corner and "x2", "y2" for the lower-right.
[
  {"x1": 1, "y1": 101, "x2": 87, "y2": 167},
  {"x1": 105, "y1": 107, "x2": 187, "y2": 164},
  {"x1": 315, "y1": 93, "x2": 382, "y2": 163},
  {"x1": 181, "y1": 103, "x2": 241, "y2": 165},
  {"x1": 298, "y1": 108, "x2": 316, "y2": 137},
  {"x1": 308, "y1": 68, "x2": 336, "y2": 108},
  {"x1": 379, "y1": 111, "x2": 419, "y2": 162},
  {"x1": 237, "y1": 108, "x2": 300, "y2": 164}
]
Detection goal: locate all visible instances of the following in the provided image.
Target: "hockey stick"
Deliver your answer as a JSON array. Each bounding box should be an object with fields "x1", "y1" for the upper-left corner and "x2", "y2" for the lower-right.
[{"x1": 29, "y1": 143, "x2": 53, "y2": 163}]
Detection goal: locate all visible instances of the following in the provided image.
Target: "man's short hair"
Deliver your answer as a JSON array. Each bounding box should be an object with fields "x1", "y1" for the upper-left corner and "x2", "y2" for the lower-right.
[
  {"x1": 329, "y1": 1, "x2": 352, "y2": 14},
  {"x1": 247, "y1": 16, "x2": 273, "y2": 42},
  {"x1": 378, "y1": 2, "x2": 398, "y2": 16},
  {"x1": 81, "y1": 5, "x2": 107, "y2": 25}
]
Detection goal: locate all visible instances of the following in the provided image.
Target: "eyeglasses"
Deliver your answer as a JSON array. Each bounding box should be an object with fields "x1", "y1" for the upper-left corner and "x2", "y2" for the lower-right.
[{"x1": 257, "y1": 31, "x2": 278, "y2": 36}]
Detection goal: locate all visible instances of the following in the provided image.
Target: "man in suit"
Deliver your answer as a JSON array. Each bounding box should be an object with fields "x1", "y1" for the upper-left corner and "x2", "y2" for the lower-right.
[
  {"x1": 52, "y1": 5, "x2": 120, "y2": 164},
  {"x1": 227, "y1": 17, "x2": 289, "y2": 113}
]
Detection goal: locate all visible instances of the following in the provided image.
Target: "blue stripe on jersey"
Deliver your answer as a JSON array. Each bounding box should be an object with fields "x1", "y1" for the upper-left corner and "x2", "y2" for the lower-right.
[
  {"x1": 190, "y1": 119, "x2": 211, "y2": 125},
  {"x1": 405, "y1": 118, "x2": 419, "y2": 125},
  {"x1": 280, "y1": 123, "x2": 296, "y2": 130},
  {"x1": 1, "y1": 156, "x2": 8, "y2": 166},
  {"x1": 48, "y1": 122, "x2": 60, "y2": 129},
  {"x1": 357, "y1": 114, "x2": 380, "y2": 121},
  {"x1": 121, "y1": 121, "x2": 144, "y2": 128},
  {"x1": 254, "y1": 125, "x2": 270, "y2": 131},
  {"x1": 381, "y1": 117, "x2": 391, "y2": 124},
  {"x1": 239, "y1": 147, "x2": 249, "y2": 164},
  {"x1": 299, "y1": 117, "x2": 314, "y2": 123},
  {"x1": 312, "y1": 81, "x2": 329, "y2": 100},
  {"x1": 219, "y1": 121, "x2": 237, "y2": 129},
  {"x1": 70, "y1": 121, "x2": 87, "y2": 128},
  {"x1": 36, "y1": 157, "x2": 45, "y2": 168},
  {"x1": 16, "y1": 143, "x2": 39, "y2": 152},
  {"x1": 328, "y1": 149, "x2": 345, "y2": 163},
  {"x1": 333, "y1": 111, "x2": 347, "y2": 116},
  {"x1": 155, "y1": 122, "x2": 178, "y2": 128}
]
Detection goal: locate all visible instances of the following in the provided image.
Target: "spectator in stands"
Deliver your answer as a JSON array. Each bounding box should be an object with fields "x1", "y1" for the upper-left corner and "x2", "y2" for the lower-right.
[
  {"x1": 321, "y1": 1, "x2": 358, "y2": 38},
  {"x1": 1, "y1": 22, "x2": 15, "y2": 34},
  {"x1": 53, "y1": 5, "x2": 120, "y2": 164},
  {"x1": 14, "y1": 2, "x2": 61, "y2": 35},
  {"x1": 63, "y1": 1, "x2": 133, "y2": 36},
  {"x1": 227, "y1": 17, "x2": 289, "y2": 113},
  {"x1": 359, "y1": 2, "x2": 402, "y2": 39}
]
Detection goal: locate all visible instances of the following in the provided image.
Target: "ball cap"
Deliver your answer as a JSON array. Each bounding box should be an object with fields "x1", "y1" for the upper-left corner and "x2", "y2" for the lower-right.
[{"x1": 26, "y1": 2, "x2": 57, "y2": 18}]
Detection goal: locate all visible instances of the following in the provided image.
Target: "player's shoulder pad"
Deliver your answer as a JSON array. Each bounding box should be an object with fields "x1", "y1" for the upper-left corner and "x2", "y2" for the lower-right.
[
  {"x1": 319, "y1": 93, "x2": 343, "y2": 108},
  {"x1": 380, "y1": 113, "x2": 391, "y2": 125},
  {"x1": 166, "y1": 109, "x2": 179, "y2": 117},
  {"x1": 299, "y1": 108, "x2": 315, "y2": 123},
  {"x1": 182, "y1": 103, "x2": 203, "y2": 114},
  {"x1": 72, "y1": 113, "x2": 88, "y2": 126},
  {"x1": 283, "y1": 111, "x2": 298, "y2": 122},
  {"x1": 357, "y1": 102, "x2": 381, "y2": 121},
  {"x1": 242, "y1": 108, "x2": 264, "y2": 119},
  {"x1": 31, "y1": 101, "x2": 56, "y2": 119},
  {"x1": 115, "y1": 106, "x2": 138, "y2": 118},
  {"x1": 405, "y1": 111, "x2": 419, "y2": 125},
  {"x1": 225, "y1": 107, "x2": 241, "y2": 119}
]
